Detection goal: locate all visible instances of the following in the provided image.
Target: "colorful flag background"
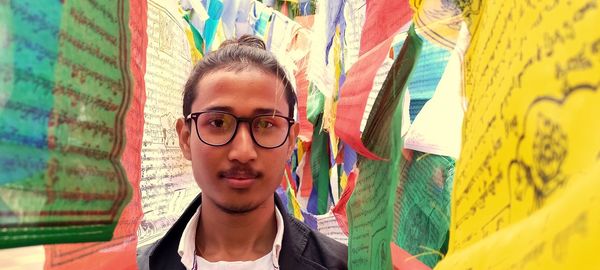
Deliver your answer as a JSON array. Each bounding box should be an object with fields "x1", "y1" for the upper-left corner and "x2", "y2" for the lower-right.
[{"x1": 1, "y1": 0, "x2": 598, "y2": 269}]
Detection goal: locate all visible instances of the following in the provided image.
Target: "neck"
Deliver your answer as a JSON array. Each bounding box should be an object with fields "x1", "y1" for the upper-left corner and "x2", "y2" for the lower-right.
[{"x1": 195, "y1": 195, "x2": 277, "y2": 262}]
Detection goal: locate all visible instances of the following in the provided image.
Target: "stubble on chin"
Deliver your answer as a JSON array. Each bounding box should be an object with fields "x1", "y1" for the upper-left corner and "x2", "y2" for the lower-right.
[{"x1": 215, "y1": 201, "x2": 261, "y2": 215}]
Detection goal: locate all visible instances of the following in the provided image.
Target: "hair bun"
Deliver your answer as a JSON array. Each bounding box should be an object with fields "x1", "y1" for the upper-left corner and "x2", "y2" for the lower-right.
[{"x1": 219, "y1": 34, "x2": 266, "y2": 50}]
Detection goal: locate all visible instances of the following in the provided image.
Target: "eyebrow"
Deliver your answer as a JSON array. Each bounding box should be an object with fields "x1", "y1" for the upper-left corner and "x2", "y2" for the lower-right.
[{"x1": 203, "y1": 106, "x2": 284, "y2": 116}]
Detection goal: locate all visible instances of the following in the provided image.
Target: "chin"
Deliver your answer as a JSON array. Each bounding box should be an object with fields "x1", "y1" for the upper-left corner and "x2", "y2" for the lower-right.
[{"x1": 216, "y1": 201, "x2": 260, "y2": 215}]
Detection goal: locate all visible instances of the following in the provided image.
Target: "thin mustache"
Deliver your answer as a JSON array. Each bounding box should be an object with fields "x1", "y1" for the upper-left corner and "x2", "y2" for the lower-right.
[{"x1": 220, "y1": 167, "x2": 262, "y2": 178}]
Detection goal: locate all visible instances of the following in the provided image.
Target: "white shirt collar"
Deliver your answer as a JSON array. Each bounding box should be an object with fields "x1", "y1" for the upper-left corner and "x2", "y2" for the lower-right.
[{"x1": 178, "y1": 204, "x2": 285, "y2": 270}]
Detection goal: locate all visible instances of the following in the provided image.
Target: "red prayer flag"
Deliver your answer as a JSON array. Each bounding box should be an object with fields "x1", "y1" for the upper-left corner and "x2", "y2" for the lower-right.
[
  {"x1": 359, "y1": 0, "x2": 412, "y2": 56},
  {"x1": 281, "y1": 1, "x2": 289, "y2": 16},
  {"x1": 295, "y1": 62, "x2": 313, "y2": 141},
  {"x1": 390, "y1": 243, "x2": 432, "y2": 270},
  {"x1": 332, "y1": 168, "x2": 359, "y2": 236},
  {"x1": 334, "y1": 36, "x2": 396, "y2": 160},
  {"x1": 299, "y1": 142, "x2": 313, "y2": 198},
  {"x1": 286, "y1": 21, "x2": 313, "y2": 141}
]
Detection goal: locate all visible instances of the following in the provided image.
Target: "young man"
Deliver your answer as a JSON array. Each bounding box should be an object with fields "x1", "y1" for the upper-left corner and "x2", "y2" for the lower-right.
[{"x1": 138, "y1": 36, "x2": 348, "y2": 269}]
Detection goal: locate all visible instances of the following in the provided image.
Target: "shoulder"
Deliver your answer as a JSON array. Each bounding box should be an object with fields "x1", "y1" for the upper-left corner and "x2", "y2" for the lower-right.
[{"x1": 284, "y1": 215, "x2": 348, "y2": 270}]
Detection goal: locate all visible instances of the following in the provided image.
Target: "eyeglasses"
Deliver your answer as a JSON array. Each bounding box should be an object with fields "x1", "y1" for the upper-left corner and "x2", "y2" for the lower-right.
[{"x1": 186, "y1": 111, "x2": 295, "y2": 149}]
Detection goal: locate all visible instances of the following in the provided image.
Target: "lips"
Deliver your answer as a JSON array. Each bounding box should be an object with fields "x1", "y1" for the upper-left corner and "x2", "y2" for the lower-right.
[{"x1": 220, "y1": 169, "x2": 261, "y2": 189}]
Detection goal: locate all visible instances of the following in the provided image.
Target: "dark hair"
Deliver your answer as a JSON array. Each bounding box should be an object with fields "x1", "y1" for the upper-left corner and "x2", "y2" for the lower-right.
[{"x1": 182, "y1": 35, "x2": 297, "y2": 119}]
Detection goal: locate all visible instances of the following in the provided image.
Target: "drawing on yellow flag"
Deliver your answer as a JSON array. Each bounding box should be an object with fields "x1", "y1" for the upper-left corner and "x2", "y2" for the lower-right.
[
  {"x1": 410, "y1": 0, "x2": 463, "y2": 50},
  {"x1": 436, "y1": 0, "x2": 600, "y2": 269}
]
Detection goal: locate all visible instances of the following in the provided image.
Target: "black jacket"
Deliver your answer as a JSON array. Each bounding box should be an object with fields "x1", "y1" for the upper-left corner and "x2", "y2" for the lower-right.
[{"x1": 137, "y1": 194, "x2": 348, "y2": 270}]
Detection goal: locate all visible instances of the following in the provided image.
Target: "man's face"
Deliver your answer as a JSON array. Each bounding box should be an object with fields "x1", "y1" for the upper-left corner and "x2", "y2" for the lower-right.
[{"x1": 177, "y1": 68, "x2": 298, "y2": 214}]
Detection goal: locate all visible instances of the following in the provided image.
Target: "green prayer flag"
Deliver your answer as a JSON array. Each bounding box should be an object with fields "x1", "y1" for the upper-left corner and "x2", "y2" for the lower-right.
[
  {"x1": 306, "y1": 83, "x2": 325, "y2": 125},
  {"x1": 310, "y1": 114, "x2": 331, "y2": 215},
  {"x1": 393, "y1": 152, "x2": 454, "y2": 267},
  {"x1": 347, "y1": 25, "x2": 422, "y2": 270},
  {"x1": 0, "y1": 0, "x2": 132, "y2": 248}
]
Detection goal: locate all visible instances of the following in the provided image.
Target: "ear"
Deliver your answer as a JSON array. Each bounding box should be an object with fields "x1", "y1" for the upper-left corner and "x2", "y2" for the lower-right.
[
  {"x1": 176, "y1": 118, "x2": 192, "y2": 160},
  {"x1": 286, "y1": 122, "x2": 299, "y2": 158}
]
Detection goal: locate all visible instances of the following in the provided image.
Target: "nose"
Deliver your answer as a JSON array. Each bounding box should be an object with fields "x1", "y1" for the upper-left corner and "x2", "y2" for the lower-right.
[{"x1": 227, "y1": 123, "x2": 258, "y2": 163}]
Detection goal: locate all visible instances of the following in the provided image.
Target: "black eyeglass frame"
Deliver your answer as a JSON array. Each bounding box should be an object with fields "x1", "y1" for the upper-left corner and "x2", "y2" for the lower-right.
[{"x1": 185, "y1": 111, "x2": 296, "y2": 149}]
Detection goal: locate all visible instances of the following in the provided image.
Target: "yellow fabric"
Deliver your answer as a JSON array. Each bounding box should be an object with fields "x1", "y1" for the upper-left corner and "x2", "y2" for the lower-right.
[
  {"x1": 184, "y1": 26, "x2": 203, "y2": 64},
  {"x1": 436, "y1": 1, "x2": 600, "y2": 269},
  {"x1": 297, "y1": 140, "x2": 305, "y2": 164},
  {"x1": 285, "y1": 171, "x2": 305, "y2": 221},
  {"x1": 339, "y1": 171, "x2": 348, "y2": 191}
]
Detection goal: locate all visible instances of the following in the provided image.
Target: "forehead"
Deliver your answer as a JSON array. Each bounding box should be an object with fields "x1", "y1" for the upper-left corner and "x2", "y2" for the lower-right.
[{"x1": 192, "y1": 68, "x2": 288, "y2": 115}]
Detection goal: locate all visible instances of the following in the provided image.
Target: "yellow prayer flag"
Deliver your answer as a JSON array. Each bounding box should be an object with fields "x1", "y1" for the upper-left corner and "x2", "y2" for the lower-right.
[{"x1": 437, "y1": 1, "x2": 600, "y2": 269}]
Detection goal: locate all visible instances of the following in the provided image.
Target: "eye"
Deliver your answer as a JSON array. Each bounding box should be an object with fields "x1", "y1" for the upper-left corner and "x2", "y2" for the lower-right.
[
  {"x1": 199, "y1": 113, "x2": 233, "y2": 130},
  {"x1": 255, "y1": 119, "x2": 274, "y2": 129},
  {"x1": 210, "y1": 119, "x2": 226, "y2": 128}
]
